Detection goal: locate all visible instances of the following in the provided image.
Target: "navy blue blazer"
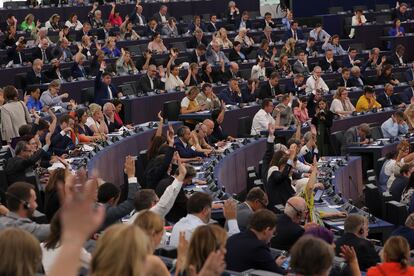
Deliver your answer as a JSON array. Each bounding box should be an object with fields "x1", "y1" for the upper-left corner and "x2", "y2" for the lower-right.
[
  {"x1": 71, "y1": 62, "x2": 88, "y2": 79},
  {"x1": 391, "y1": 226, "x2": 414, "y2": 250},
  {"x1": 283, "y1": 28, "x2": 304, "y2": 41},
  {"x1": 376, "y1": 92, "x2": 402, "y2": 108},
  {"x1": 226, "y1": 230, "x2": 285, "y2": 274},
  {"x1": 94, "y1": 70, "x2": 117, "y2": 105},
  {"x1": 405, "y1": 68, "x2": 414, "y2": 82},
  {"x1": 173, "y1": 138, "x2": 204, "y2": 158},
  {"x1": 219, "y1": 88, "x2": 243, "y2": 105},
  {"x1": 284, "y1": 79, "x2": 306, "y2": 96},
  {"x1": 50, "y1": 127, "x2": 75, "y2": 156},
  {"x1": 400, "y1": 87, "x2": 414, "y2": 104}
]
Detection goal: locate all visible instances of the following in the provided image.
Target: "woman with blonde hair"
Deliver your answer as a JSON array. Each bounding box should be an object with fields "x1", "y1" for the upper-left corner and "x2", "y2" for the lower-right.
[
  {"x1": 215, "y1": 28, "x2": 233, "y2": 49},
  {"x1": 90, "y1": 224, "x2": 169, "y2": 276},
  {"x1": 134, "y1": 210, "x2": 165, "y2": 251},
  {"x1": 404, "y1": 102, "x2": 414, "y2": 130},
  {"x1": 330, "y1": 87, "x2": 355, "y2": 117},
  {"x1": 102, "y1": 37, "x2": 121, "y2": 58},
  {"x1": 367, "y1": 236, "x2": 414, "y2": 275},
  {"x1": 0, "y1": 228, "x2": 42, "y2": 276},
  {"x1": 280, "y1": 37, "x2": 296, "y2": 58},
  {"x1": 45, "y1": 14, "x2": 61, "y2": 31},
  {"x1": 20, "y1": 13, "x2": 36, "y2": 32},
  {"x1": 86, "y1": 103, "x2": 108, "y2": 136},
  {"x1": 276, "y1": 54, "x2": 293, "y2": 78},
  {"x1": 116, "y1": 48, "x2": 138, "y2": 75},
  {"x1": 181, "y1": 224, "x2": 227, "y2": 275}
]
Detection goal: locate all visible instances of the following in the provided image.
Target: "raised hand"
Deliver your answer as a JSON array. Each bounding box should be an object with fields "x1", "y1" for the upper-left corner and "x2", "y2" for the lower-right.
[{"x1": 124, "y1": 155, "x2": 136, "y2": 178}]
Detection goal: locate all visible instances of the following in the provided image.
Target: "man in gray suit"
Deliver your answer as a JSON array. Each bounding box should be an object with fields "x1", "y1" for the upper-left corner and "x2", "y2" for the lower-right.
[
  {"x1": 293, "y1": 50, "x2": 310, "y2": 76},
  {"x1": 273, "y1": 94, "x2": 296, "y2": 127},
  {"x1": 0, "y1": 182, "x2": 50, "y2": 241},
  {"x1": 341, "y1": 123, "x2": 371, "y2": 155},
  {"x1": 237, "y1": 187, "x2": 269, "y2": 231},
  {"x1": 206, "y1": 39, "x2": 230, "y2": 66}
]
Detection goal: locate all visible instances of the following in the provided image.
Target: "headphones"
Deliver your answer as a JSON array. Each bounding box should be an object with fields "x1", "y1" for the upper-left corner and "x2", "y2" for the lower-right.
[{"x1": 5, "y1": 192, "x2": 30, "y2": 210}]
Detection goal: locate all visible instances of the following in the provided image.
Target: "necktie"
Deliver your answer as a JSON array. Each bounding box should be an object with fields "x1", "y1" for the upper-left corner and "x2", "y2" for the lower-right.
[
  {"x1": 42, "y1": 50, "x2": 47, "y2": 63},
  {"x1": 358, "y1": 78, "x2": 363, "y2": 86},
  {"x1": 271, "y1": 86, "x2": 275, "y2": 97},
  {"x1": 388, "y1": 96, "x2": 392, "y2": 106},
  {"x1": 80, "y1": 67, "x2": 85, "y2": 77},
  {"x1": 108, "y1": 86, "x2": 113, "y2": 99},
  {"x1": 293, "y1": 31, "x2": 297, "y2": 40},
  {"x1": 18, "y1": 52, "x2": 22, "y2": 64}
]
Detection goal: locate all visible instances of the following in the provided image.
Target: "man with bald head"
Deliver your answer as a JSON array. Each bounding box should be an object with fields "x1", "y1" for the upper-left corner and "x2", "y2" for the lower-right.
[
  {"x1": 130, "y1": 4, "x2": 146, "y2": 26},
  {"x1": 32, "y1": 38, "x2": 52, "y2": 63},
  {"x1": 271, "y1": 196, "x2": 307, "y2": 250},
  {"x1": 137, "y1": 64, "x2": 165, "y2": 93},
  {"x1": 223, "y1": 62, "x2": 242, "y2": 82}
]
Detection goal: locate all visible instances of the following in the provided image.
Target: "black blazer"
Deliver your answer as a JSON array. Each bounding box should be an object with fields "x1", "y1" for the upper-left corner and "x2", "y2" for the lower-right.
[
  {"x1": 266, "y1": 164, "x2": 295, "y2": 209},
  {"x1": 271, "y1": 214, "x2": 304, "y2": 250},
  {"x1": 225, "y1": 230, "x2": 285, "y2": 274},
  {"x1": 319, "y1": 58, "x2": 339, "y2": 72},
  {"x1": 337, "y1": 77, "x2": 358, "y2": 88},
  {"x1": 94, "y1": 70, "x2": 118, "y2": 105},
  {"x1": 31, "y1": 47, "x2": 53, "y2": 62},
  {"x1": 152, "y1": 12, "x2": 170, "y2": 24},
  {"x1": 26, "y1": 69, "x2": 50, "y2": 85},
  {"x1": 387, "y1": 53, "x2": 405, "y2": 67},
  {"x1": 75, "y1": 30, "x2": 92, "y2": 42},
  {"x1": 187, "y1": 36, "x2": 209, "y2": 49},
  {"x1": 257, "y1": 82, "x2": 281, "y2": 99},
  {"x1": 228, "y1": 48, "x2": 247, "y2": 62},
  {"x1": 97, "y1": 28, "x2": 116, "y2": 40},
  {"x1": 137, "y1": 74, "x2": 164, "y2": 93},
  {"x1": 400, "y1": 87, "x2": 414, "y2": 105},
  {"x1": 189, "y1": 51, "x2": 206, "y2": 64},
  {"x1": 376, "y1": 92, "x2": 402, "y2": 108},
  {"x1": 206, "y1": 22, "x2": 219, "y2": 33},
  {"x1": 7, "y1": 45, "x2": 29, "y2": 64},
  {"x1": 335, "y1": 233, "x2": 380, "y2": 271}
]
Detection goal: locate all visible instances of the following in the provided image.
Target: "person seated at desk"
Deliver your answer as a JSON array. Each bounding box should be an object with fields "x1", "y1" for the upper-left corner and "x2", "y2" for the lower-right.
[
  {"x1": 229, "y1": 41, "x2": 248, "y2": 63},
  {"x1": 251, "y1": 99, "x2": 275, "y2": 135},
  {"x1": 97, "y1": 22, "x2": 116, "y2": 41},
  {"x1": 390, "y1": 164, "x2": 414, "y2": 202},
  {"x1": 387, "y1": 44, "x2": 406, "y2": 67},
  {"x1": 184, "y1": 63, "x2": 203, "y2": 87},
  {"x1": 294, "y1": 96, "x2": 310, "y2": 123},
  {"x1": 342, "y1": 48, "x2": 362, "y2": 69},
  {"x1": 200, "y1": 63, "x2": 222, "y2": 84},
  {"x1": 225, "y1": 209, "x2": 285, "y2": 274},
  {"x1": 188, "y1": 28, "x2": 209, "y2": 49},
  {"x1": 46, "y1": 59, "x2": 70, "y2": 82},
  {"x1": 187, "y1": 15, "x2": 206, "y2": 34},
  {"x1": 293, "y1": 51, "x2": 310, "y2": 76},
  {"x1": 390, "y1": 213, "x2": 414, "y2": 250},
  {"x1": 330, "y1": 87, "x2": 355, "y2": 117},
  {"x1": 307, "y1": 89, "x2": 323, "y2": 118},
  {"x1": 305, "y1": 66, "x2": 329, "y2": 95},
  {"x1": 234, "y1": 187, "x2": 268, "y2": 232},
  {"x1": 335, "y1": 214, "x2": 380, "y2": 271},
  {"x1": 342, "y1": 123, "x2": 371, "y2": 153},
  {"x1": 251, "y1": 57, "x2": 267, "y2": 81},
  {"x1": 401, "y1": 81, "x2": 414, "y2": 105},
  {"x1": 206, "y1": 39, "x2": 230, "y2": 66},
  {"x1": 40, "y1": 80, "x2": 76, "y2": 111},
  {"x1": 206, "y1": 14, "x2": 218, "y2": 33},
  {"x1": 147, "y1": 33, "x2": 168, "y2": 55},
  {"x1": 349, "y1": 9, "x2": 367, "y2": 38},
  {"x1": 174, "y1": 125, "x2": 206, "y2": 159},
  {"x1": 161, "y1": 17, "x2": 179, "y2": 37},
  {"x1": 102, "y1": 37, "x2": 121, "y2": 58},
  {"x1": 260, "y1": 12, "x2": 276, "y2": 29},
  {"x1": 7, "y1": 37, "x2": 29, "y2": 66},
  {"x1": 322, "y1": 34, "x2": 347, "y2": 56},
  {"x1": 32, "y1": 38, "x2": 53, "y2": 64},
  {"x1": 26, "y1": 59, "x2": 50, "y2": 85},
  {"x1": 280, "y1": 38, "x2": 297, "y2": 58},
  {"x1": 377, "y1": 84, "x2": 404, "y2": 108},
  {"x1": 188, "y1": 123, "x2": 213, "y2": 155},
  {"x1": 26, "y1": 88, "x2": 43, "y2": 112},
  {"x1": 219, "y1": 78, "x2": 243, "y2": 105},
  {"x1": 180, "y1": 87, "x2": 203, "y2": 127},
  {"x1": 276, "y1": 54, "x2": 294, "y2": 78},
  {"x1": 103, "y1": 102, "x2": 123, "y2": 133},
  {"x1": 283, "y1": 20, "x2": 304, "y2": 42},
  {"x1": 350, "y1": 66, "x2": 367, "y2": 87},
  {"x1": 86, "y1": 103, "x2": 109, "y2": 137},
  {"x1": 256, "y1": 39, "x2": 276, "y2": 63},
  {"x1": 164, "y1": 52, "x2": 185, "y2": 92},
  {"x1": 94, "y1": 61, "x2": 121, "y2": 106},
  {"x1": 392, "y1": 2, "x2": 410, "y2": 22},
  {"x1": 190, "y1": 44, "x2": 207, "y2": 66},
  {"x1": 271, "y1": 196, "x2": 306, "y2": 250},
  {"x1": 285, "y1": 73, "x2": 306, "y2": 96},
  {"x1": 405, "y1": 63, "x2": 414, "y2": 82},
  {"x1": 137, "y1": 64, "x2": 165, "y2": 93},
  {"x1": 50, "y1": 114, "x2": 76, "y2": 156},
  {"x1": 355, "y1": 86, "x2": 382, "y2": 112},
  {"x1": 71, "y1": 53, "x2": 89, "y2": 79},
  {"x1": 258, "y1": 72, "x2": 282, "y2": 99},
  {"x1": 319, "y1": 49, "x2": 339, "y2": 73},
  {"x1": 381, "y1": 110, "x2": 409, "y2": 138},
  {"x1": 196, "y1": 83, "x2": 221, "y2": 110},
  {"x1": 116, "y1": 49, "x2": 138, "y2": 75},
  {"x1": 74, "y1": 109, "x2": 100, "y2": 143},
  {"x1": 377, "y1": 64, "x2": 400, "y2": 86},
  {"x1": 337, "y1": 68, "x2": 357, "y2": 88},
  {"x1": 309, "y1": 23, "x2": 331, "y2": 43}
]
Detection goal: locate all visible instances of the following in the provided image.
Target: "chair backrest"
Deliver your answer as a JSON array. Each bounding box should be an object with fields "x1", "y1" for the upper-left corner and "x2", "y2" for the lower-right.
[
  {"x1": 375, "y1": 4, "x2": 390, "y2": 11},
  {"x1": 364, "y1": 184, "x2": 383, "y2": 218},
  {"x1": 385, "y1": 201, "x2": 408, "y2": 225},
  {"x1": 330, "y1": 130, "x2": 344, "y2": 156},
  {"x1": 119, "y1": 83, "x2": 136, "y2": 96},
  {"x1": 353, "y1": 5, "x2": 367, "y2": 12},
  {"x1": 163, "y1": 100, "x2": 180, "y2": 121},
  {"x1": 370, "y1": 126, "x2": 383, "y2": 140},
  {"x1": 376, "y1": 14, "x2": 391, "y2": 24},
  {"x1": 237, "y1": 116, "x2": 253, "y2": 138},
  {"x1": 80, "y1": 87, "x2": 95, "y2": 105},
  {"x1": 14, "y1": 73, "x2": 27, "y2": 90}
]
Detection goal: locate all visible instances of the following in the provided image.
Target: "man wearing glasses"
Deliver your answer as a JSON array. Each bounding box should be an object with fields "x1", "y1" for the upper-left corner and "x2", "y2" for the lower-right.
[{"x1": 236, "y1": 187, "x2": 269, "y2": 231}]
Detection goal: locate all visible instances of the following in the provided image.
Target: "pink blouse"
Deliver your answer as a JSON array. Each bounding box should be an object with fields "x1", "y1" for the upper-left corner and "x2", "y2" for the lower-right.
[{"x1": 294, "y1": 107, "x2": 309, "y2": 123}]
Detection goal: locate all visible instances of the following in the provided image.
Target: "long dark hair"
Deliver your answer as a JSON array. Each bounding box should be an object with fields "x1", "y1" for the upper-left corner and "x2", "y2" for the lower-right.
[
  {"x1": 44, "y1": 211, "x2": 62, "y2": 250},
  {"x1": 147, "y1": 135, "x2": 167, "y2": 161},
  {"x1": 45, "y1": 168, "x2": 66, "y2": 193}
]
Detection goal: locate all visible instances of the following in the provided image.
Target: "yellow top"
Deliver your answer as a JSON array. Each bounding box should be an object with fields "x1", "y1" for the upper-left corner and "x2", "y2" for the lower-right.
[{"x1": 355, "y1": 95, "x2": 382, "y2": 112}]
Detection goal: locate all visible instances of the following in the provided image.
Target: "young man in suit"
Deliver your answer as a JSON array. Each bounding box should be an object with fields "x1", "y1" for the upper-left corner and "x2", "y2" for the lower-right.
[
  {"x1": 236, "y1": 11, "x2": 252, "y2": 31},
  {"x1": 94, "y1": 61, "x2": 120, "y2": 105},
  {"x1": 283, "y1": 20, "x2": 304, "y2": 41},
  {"x1": 337, "y1": 68, "x2": 357, "y2": 88},
  {"x1": 189, "y1": 44, "x2": 207, "y2": 65},
  {"x1": 50, "y1": 114, "x2": 76, "y2": 156},
  {"x1": 226, "y1": 209, "x2": 286, "y2": 273},
  {"x1": 219, "y1": 78, "x2": 243, "y2": 105},
  {"x1": 335, "y1": 215, "x2": 380, "y2": 271},
  {"x1": 31, "y1": 38, "x2": 53, "y2": 63},
  {"x1": 258, "y1": 72, "x2": 281, "y2": 99},
  {"x1": 206, "y1": 14, "x2": 219, "y2": 33},
  {"x1": 285, "y1": 73, "x2": 306, "y2": 96},
  {"x1": 342, "y1": 48, "x2": 361, "y2": 68},
  {"x1": 137, "y1": 64, "x2": 164, "y2": 93},
  {"x1": 236, "y1": 188, "x2": 269, "y2": 231},
  {"x1": 350, "y1": 66, "x2": 367, "y2": 87},
  {"x1": 293, "y1": 51, "x2": 310, "y2": 75},
  {"x1": 152, "y1": 5, "x2": 169, "y2": 26}
]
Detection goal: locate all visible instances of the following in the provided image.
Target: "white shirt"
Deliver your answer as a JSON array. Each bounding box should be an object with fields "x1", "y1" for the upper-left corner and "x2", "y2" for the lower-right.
[
  {"x1": 85, "y1": 117, "x2": 100, "y2": 129},
  {"x1": 349, "y1": 15, "x2": 367, "y2": 38},
  {"x1": 330, "y1": 98, "x2": 355, "y2": 114},
  {"x1": 41, "y1": 243, "x2": 91, "y2": 274},
  {"x1": 64, "y1": 20, "x2": 83, "y2": 31},
  {"x1": 251, "y1": 65, "x2": 266, "y2": 80},
  {"x1": 251, "y1": 109, "x2": 275, "y2": 135},
  {"x1": 169, "y1": 214, "x2": 240, "y2": 247},
  {"x1": 127, "y1": 178, "x2": 183, "y2": 223},
  {"x1": 305, "y1": 76, "x2": 329, "y2": 94},
  {"x1": 165, "y1": 74, "x2": 184, "y2": 91},
  {"x1": 181, "y1": 97, "x2": 197, "y2": 108}
]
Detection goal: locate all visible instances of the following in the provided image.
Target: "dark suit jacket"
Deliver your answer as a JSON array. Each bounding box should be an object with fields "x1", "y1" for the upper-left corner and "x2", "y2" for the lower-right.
[
  {"x1": 45, "y1": 67, "x2": 70, "y2": 81},
  {"x1": 219, "y1": 88, "x2": 243, "y2": 105},
  {"x1": 206, "y1": 22, "x2": 219, "y2": 33},
  {"x1": 75, "y1": 30, "x2": 92, "y2": 42},
  {"x1": 137, "y1": 74, "x2": 164, "y2": 93},
  {"x1": 235, "y1": 19, "x2": 253, "y2": 30},
  {"x1": 189, "y1": 51, "x2": 206, "y2": 64},
  {"x1": 350, "y1": 75, "x2": 367, "y2": 87},
  {"x1": 335, "y1": 233, "x2": 380, "y2": 271},
  {"x1": 222, "y1": 69, "x2": 242, "y2": 83},
  {"x1": 187, "y1": 23, "x2": 206, "y2": 33},
  {"x1": 342, "y1": 55, "x2": 355, "y2": 68},
  {"x1": 257, "y1": 82, "x2": 281, "y2": 99},
  {"x1": 71, "y1": 63, "x2": 89, "y2": 79},
  {"x1": 25, "y1": 69, "x2": 49, "y2": 85},
  {"x1": 319, "y1": 58, "x2": 339, "y2": 72},
  {"x1": 387, "y1": 53, "x2": 405, "y2": 67},
  {"x1": 405, "y1": 68, "x2": 414, "y2": 82},
  {"x1": 7, "y1": 45, "x2": 29, "y2": 64},
  {"x1": 260, "y1": 20, "x2": 276, "y2": 29},
  {"x1": 228, "y1": 48, "x2": 247, "y2": 62},
  {"x1": 389, "y1": 175, "x2": 408, "y2": 201},
  {"x1": 97, "y1": 28, "x2": 116, "y2": 40},
  {"x1": 129, "y1": 12, "x2": 146, "y2": 25},
  {"x1": 152, "y1": 12, "x2": 170, "y2": 24},
  {"x1": 5, "y1": 148, "x2": 45, "y2": 186},
  {"x1": 284, "y1": 79, "x2": 306, "y2": 96},
  {"x1": 391, "y1": 226, "x2": 414, "y2": 250},
  {"x1": 376, "y1": 92, "x2": 402, "y2": 108},
  {"x1": 144, "y1": 27, "x2": 159, "y2": 37},
  {"x1": 283, "y1": 28, "x2": 304, "y2": 41},
  {"x1": 226, "y1": 230, "x2": 285, "y2": 273},
  {"x1": 342, "y1": 126, "x2": 359, "y2": 154},
  {"x1": 187, "y1": 36, "x2": 209, "y2": 49},
  {"x1": 271, "y1": 214, "x2": 304, "y2": 250},
  {"x1": 174, "y1": 138, "x2": 204, "y2": 158},
  {"x1": 31, "y1": 47, "x2": 53, "y2": 62},
  {"x1": 337, "y1": 77, "x2": 358, "y2": 88},
  {"x1": 50, "y1": 127, "x2": 75, "y2": 156},
  {"x1": 266, "y1": 165, "x2": 295, "y2": 209},
  {"x1": 104, "y1": 115, "x2": 123, "y2": 133},
  {"x1": 94, "y1": 70, "x2": 118, "y2": 105},
  {"x1": 400, "y1": 87, "x2": 414, "y2": 104},
  {"x1": 143, "y1": 146, "x2": 174, "y2": 190}
]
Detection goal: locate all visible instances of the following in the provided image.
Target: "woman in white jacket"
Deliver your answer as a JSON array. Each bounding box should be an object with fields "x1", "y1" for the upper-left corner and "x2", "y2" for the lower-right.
[{"x1": 349, "y1": 9, "x2": 367, "y2": 38}]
